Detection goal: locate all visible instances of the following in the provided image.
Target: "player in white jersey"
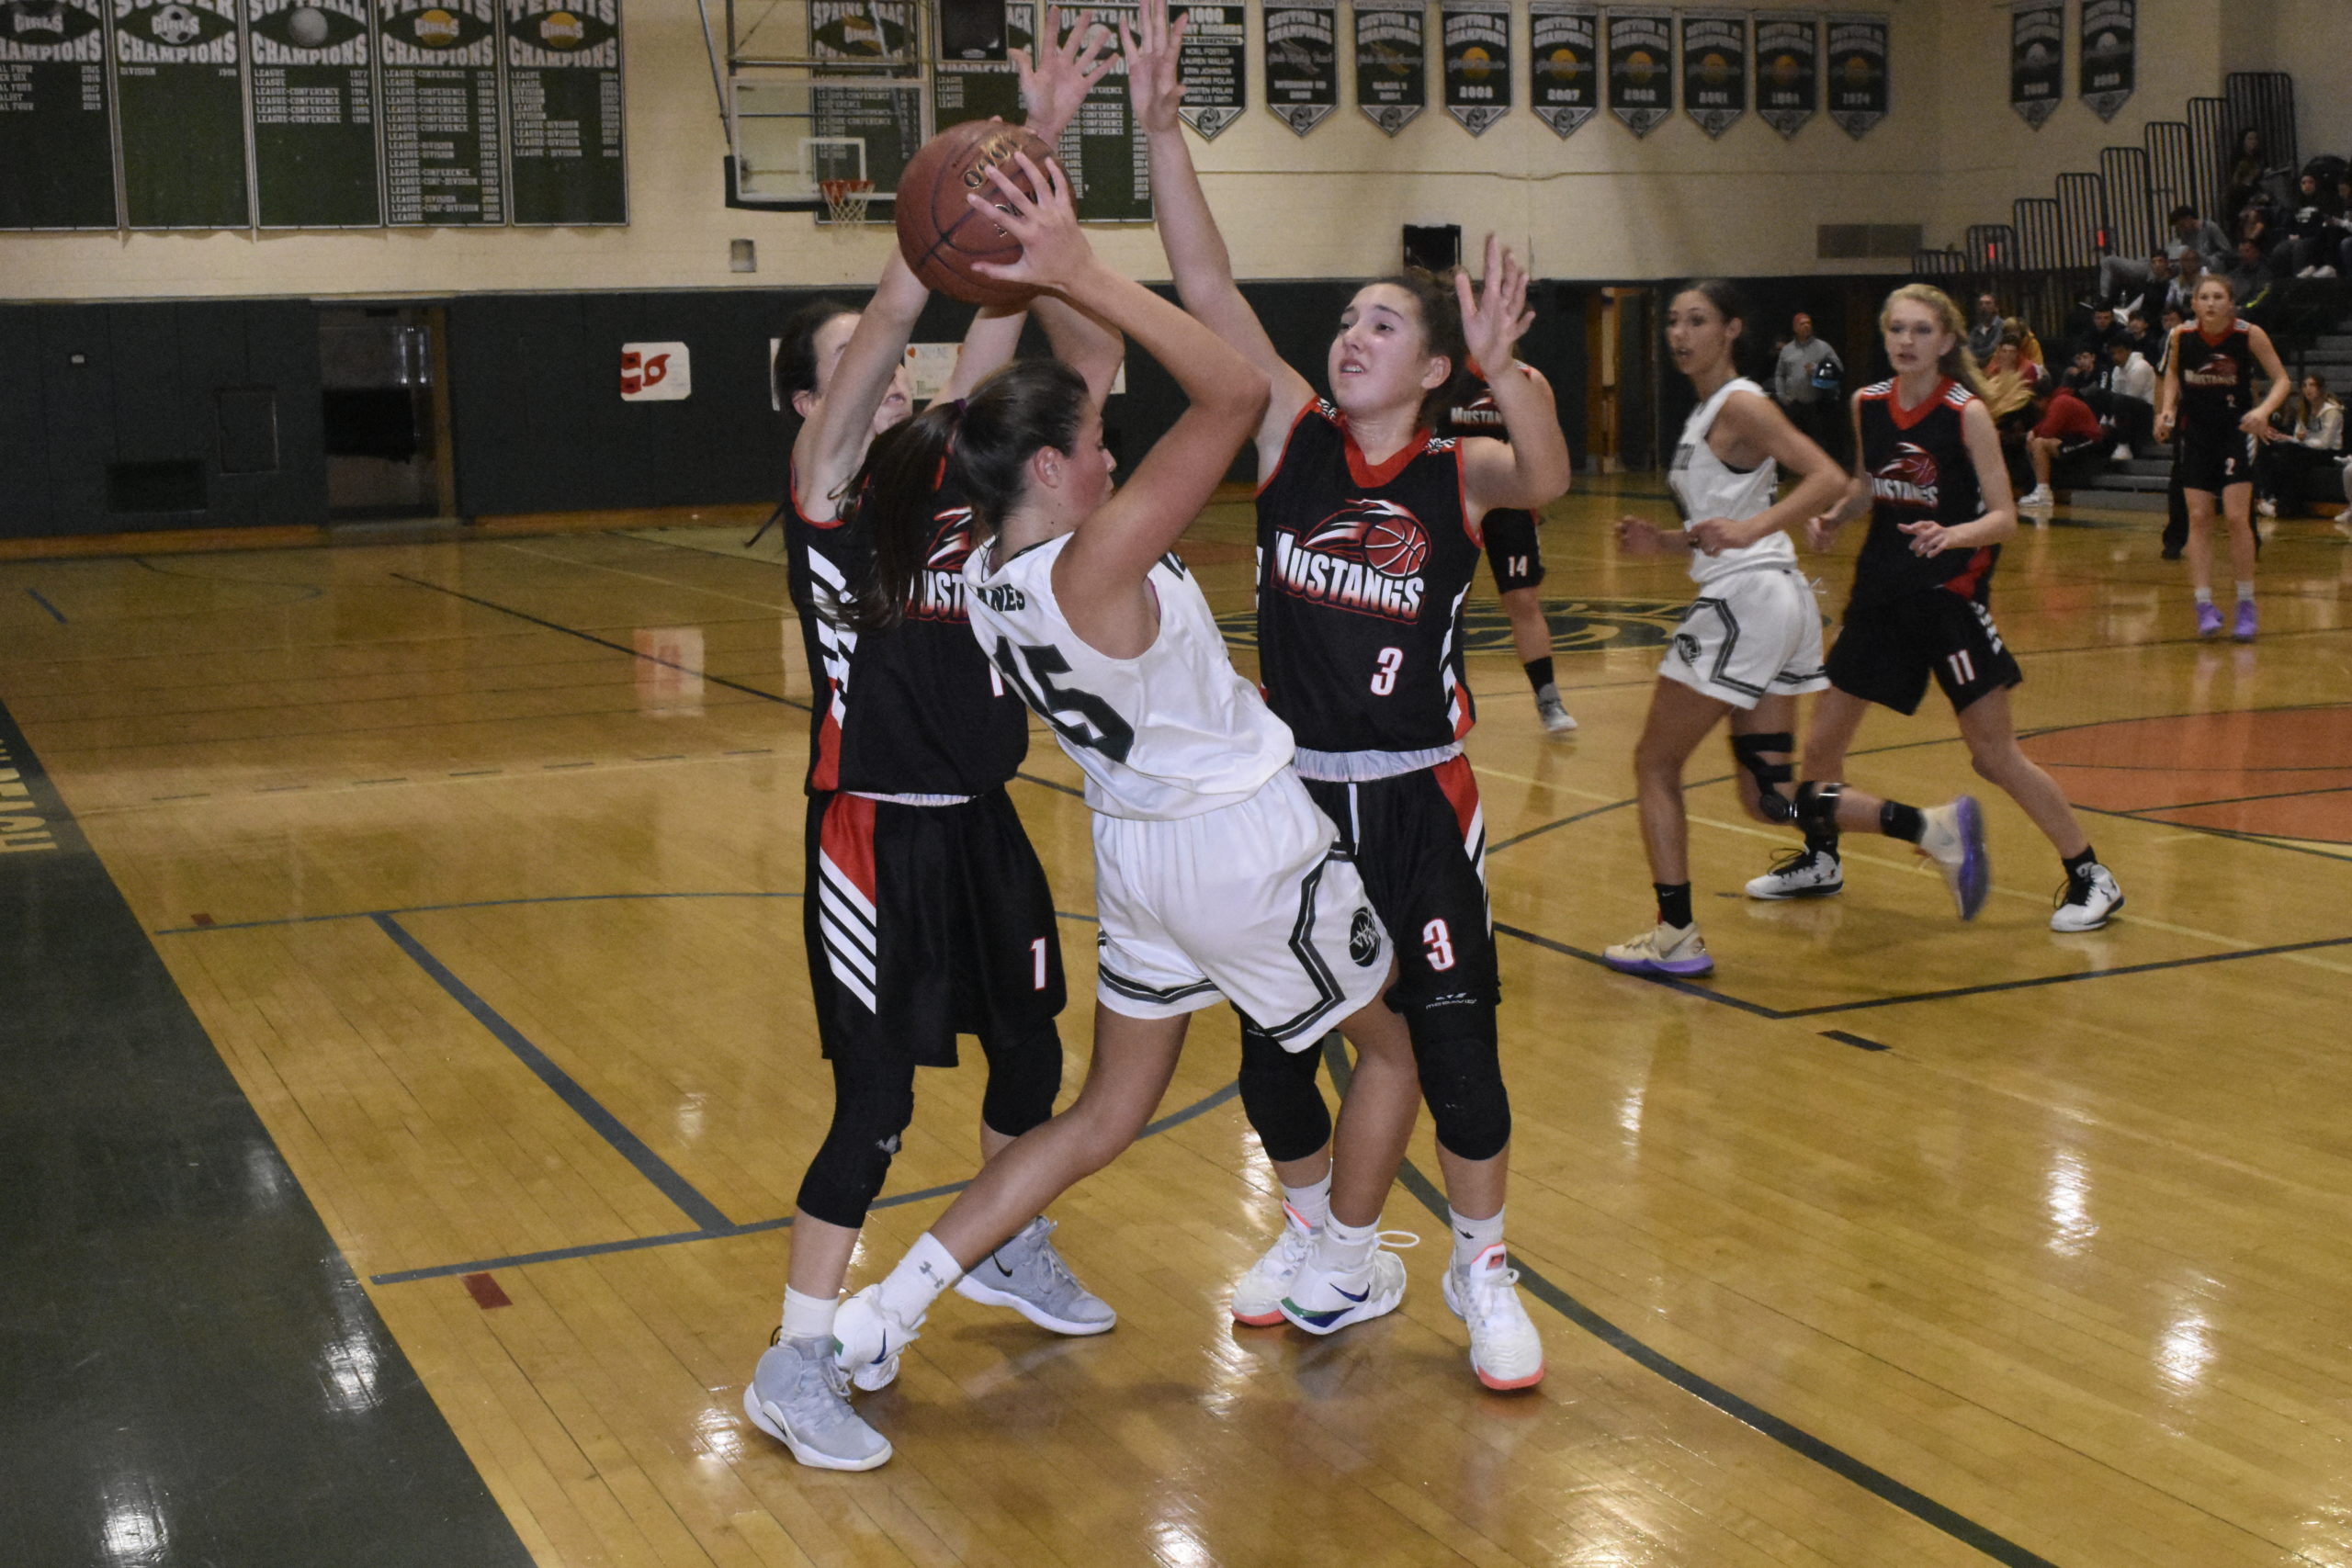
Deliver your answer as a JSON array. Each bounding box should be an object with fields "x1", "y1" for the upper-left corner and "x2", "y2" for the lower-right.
[
  {"x1": 1605, "y1": 283, "x2": 1851, "y2": 976},
  {"x1": 819, "y1": 152, "x2": 1428, "y2": 1437}
]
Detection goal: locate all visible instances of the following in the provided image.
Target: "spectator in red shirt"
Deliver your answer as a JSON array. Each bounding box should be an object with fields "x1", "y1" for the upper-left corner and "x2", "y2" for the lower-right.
[{"x1": 2019, "y1": 385, "x2": 2109, "y2": 510}]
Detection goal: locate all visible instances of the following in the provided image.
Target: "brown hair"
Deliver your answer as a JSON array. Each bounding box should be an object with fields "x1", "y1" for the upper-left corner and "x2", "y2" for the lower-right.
[{"x1": 1356, "y1": 266, "x2": 1468, "y2": 427}]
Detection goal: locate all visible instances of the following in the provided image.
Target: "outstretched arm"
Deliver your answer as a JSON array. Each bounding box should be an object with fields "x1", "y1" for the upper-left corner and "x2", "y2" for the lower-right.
[
  {"x1": 1453, "y1": 234, "x2": 1572, "y2": 519},
  {"x1": 794, "y1": 253, "x2": 927, "y2": 517},
  {"x1": 1035, "y1": 296, "x2": 1125, "y2": 410}
]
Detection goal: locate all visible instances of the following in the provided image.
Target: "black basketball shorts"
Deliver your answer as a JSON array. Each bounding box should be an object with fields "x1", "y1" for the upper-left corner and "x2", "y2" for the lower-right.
[
  {"x1": 1482, "y1": 508, "x2": 1546, "y2": 592},
  {"x1": 1301, "y1": 754, "x2": 1499, "y2": 1027},
  {"x1": 802, "y1": 787, "x2": 1065, "y2": 1066},
  {"x1": 2177, "y1": 427, "x2": 2257, "y2": 494},
  {"x1": 1826, "y1": 589, "x2": 2023, "y2": 716}
]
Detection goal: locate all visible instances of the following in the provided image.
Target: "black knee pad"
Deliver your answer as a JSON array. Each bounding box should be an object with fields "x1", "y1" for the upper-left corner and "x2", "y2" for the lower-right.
[
  {"x1": 1237, "y1": 1017, "x2": 1332, "y2": 1163},
  {"x1": 1792, "y1": 780, "x2": 1844, "y2": 840},
  {"x1": 1407, "y1": 1015, "x2": 1511, "y2": 1162},
  {"x1": 1731, "y1": 731, "x2": 1796, "y2": 821},
  {"x1": 795, "y1": 1053, "x2": 918, "y2": 1229},
  {"x1": 977, "y1": 1022, "x2": 1063, "y2": 1139}
]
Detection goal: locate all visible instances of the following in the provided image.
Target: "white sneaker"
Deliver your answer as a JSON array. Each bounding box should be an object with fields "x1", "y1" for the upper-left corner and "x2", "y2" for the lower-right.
[
  {"x1": 2111, "y1": 443, "x2": 2133, "y2": 462},
  {"x1": 1535, "y1": 683, "x2": 1577, "y2": 736},
  {"x1": 1442, "y1": 1246, "x2": 1545, "y2": 1391},
  {"x1": 830, "y1": 1284, "x2": 923, "y2": 1393},
  {"x1": 1916, "y1": 796, "x2": 1991, "y2": 920},
  {"x1": 2256, "y1": 498, "x2": 2278, "y2": 519},
  {"x1": 744, "y1": 1335, "x2": 892, "y2": 1471},
  {"x1": 1230, "y1": 1203, "x2": 1317, "y2": 1326},
  {"x1": 2315, "y1": 266, "x2": 2339, "y2": 279},
  {"x1": 1601, "y1": 921, "x2": 1714, "y2": 977},
  {"x1": 1745, "y1": 845, "x2": 1843, "y2": 900},
  {"x1": 1279, "y1": 1233, "x2": 1410, "y2": 1336},
  {"x1": 2050, "y1": 863, "x2": 2124, "y2": 931},
  {"x1": 952, "y1": 1216, "x2": 1115, "y2": 1335},
  {"x1": 2019, "y1": 485, "x2": 2054, "y2": 509}
]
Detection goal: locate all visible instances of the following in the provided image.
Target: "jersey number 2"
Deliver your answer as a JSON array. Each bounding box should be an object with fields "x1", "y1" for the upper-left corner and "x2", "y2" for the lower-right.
[{"x1": 1370, "y1": 647, "x2": 1403, "y2": 695}]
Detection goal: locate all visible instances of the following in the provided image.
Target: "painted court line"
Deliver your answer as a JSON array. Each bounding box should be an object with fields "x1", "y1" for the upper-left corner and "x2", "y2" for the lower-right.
[{"x1": 25, "y1": 587, "x2": 66, "y2": 623}]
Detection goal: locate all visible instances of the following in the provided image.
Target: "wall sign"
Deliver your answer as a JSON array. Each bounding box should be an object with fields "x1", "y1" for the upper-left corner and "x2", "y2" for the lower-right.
[
  {"x1": 1262, "y1": 1, "x2": 1336, "y2": 134},
  {"x1": 620, "y1": 343, "x2": 689, "y2": 400},
  {"x1": 1527, "y1": 1, "x2": 1597, "y2": 138},
  {"x1": 1754, "y1": 13, "x2": 1814, "y2": 138},
  {"x1": 1352, "y1": 0, "x2": 1425, "y2": 136},
  {"x1": 1605, "y1": 6, "x2": 1672, "y2": 138},
  {"x1": 1679, "y1": 9, "x2": 1746, "y2": 139},
  {"x1": 2010, "y1": 0, "x2": 2061, "y2": 129},
  {"x1": 1440, "y1": 0, "x2": 1510, "y2": 136}
]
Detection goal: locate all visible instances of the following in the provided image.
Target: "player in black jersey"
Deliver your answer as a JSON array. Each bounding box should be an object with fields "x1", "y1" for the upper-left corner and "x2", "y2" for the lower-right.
[
  {"x1": 1129, "y1": 0, "x2": 1572, "y2": 1391},
  {"x1": 745, "y1": 22, "x2": 1129, "y2": 1472},
  {"x1": 1444, "y1": 377, "x2": 1575, "y2": 735},
  {"x1": 1758, "y1": 284, "x2": 2123, "y2": 933},
  {"x1": 2154, "y1": 274, "x2": 2289, "y2": 640}
]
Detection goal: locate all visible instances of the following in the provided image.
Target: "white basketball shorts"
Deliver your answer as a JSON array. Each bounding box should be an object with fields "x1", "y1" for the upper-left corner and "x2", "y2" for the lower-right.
[
  {"x1": 1090, "y1": 768, "x2": 1393, "y2": 1047},
  {"x1": 1659, "y1": 566, "x2": 1830, "y2": 710}
]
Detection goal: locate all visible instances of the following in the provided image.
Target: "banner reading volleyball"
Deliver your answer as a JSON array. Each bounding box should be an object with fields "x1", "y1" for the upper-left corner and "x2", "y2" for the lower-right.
[
  {"x1": 1441, "y1": 0, "x2": 1510, "y2": 135},
  {"x1": 1753, "y1": 14, "x2": 1814, "y2": 138},
  {"x1": 1679, "y1": 10, "x2": 1746, "y2": 139},
  {"x1": 1263, "y1": 1, "x2": 1337, "y2": 135},
  {"x1": 1605, "y1": 7, "x2": 1672, "y2": 138},
  {"x1": 1353, "y1": 0, "x2": 1427, "y2": 135},
  {"x1": 2009, "y1": 0, "x2": 2061, "y2": 129},
  {"x1": 1825, "y1": 12, "x2": 1886, "y2": 140},
  {"x1": 2079, "y1": 0, "x2": 2133, "y2": 121},
  {"x1": 1528, "y1": 1, "x2": 1597, "y2": 137}
]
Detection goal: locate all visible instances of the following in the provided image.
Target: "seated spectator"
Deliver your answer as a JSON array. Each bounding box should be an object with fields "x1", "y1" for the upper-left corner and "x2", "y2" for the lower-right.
[
  {"x1": 2126, "y1": 310, "x2": 2163, "y2": 366},
  {"x1": 2256, "y1": 374, "x2": 2346, "y2": 517},
  {"x1": 1983, "y1": 335, "x2": 2045, "y2": 491},
  {"x1": 2066, "y1": 305, "x2": 2120, "y2": 363},
  {"x1": 2107, "y1": 252, "x2": 2174, "y2": 321},
  {"x1": 2097, "y1": 334, "x2": 2158, "y2": 457},
  {"x1": 2154, "y1": 306, "x2": 2187, "y2": 373},
  {"x1": 1967, "y1": 292, "x2": 2004, "y2": 362},
  {"x1": 2060, "y1": 347, "x2": 2101, "y2": 393},
  {"x1": 2284, "y1": 172, "x2": 2343, "y2": 276},
  {"x1": 2165, "y1": 251, "x2": 2205, "y2": 318},
  {"x1": 2020, "y1": 382, "x2": 2107, "y2": 509},
  {"x1": 2222, "y1": 238, "x2": 2278, "y2": 317},
  {"x1": 2002, "y1": 314, "x2": 2047, "y2": 368},
  {"x1": 2167, "y1": 204, "x2": 2232, "y2": 271}
]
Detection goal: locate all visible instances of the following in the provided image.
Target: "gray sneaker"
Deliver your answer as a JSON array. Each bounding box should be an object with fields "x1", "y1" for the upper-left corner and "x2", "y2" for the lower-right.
[
  {"x1": 744, "y1": 1335, "x2": 891, "y2": 1472},
  {"x1": 952, "y1": 1216, "x2": 1115, "y2": 1335},
  {"x1": 1534, "y1": 683, "x2": 1578, "y2": 736}
]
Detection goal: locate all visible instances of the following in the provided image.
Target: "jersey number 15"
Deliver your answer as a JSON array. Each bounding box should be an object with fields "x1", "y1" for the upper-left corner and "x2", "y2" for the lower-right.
[{"x1": 991, "y1": 637, "x2": 1136, "y2": 761}]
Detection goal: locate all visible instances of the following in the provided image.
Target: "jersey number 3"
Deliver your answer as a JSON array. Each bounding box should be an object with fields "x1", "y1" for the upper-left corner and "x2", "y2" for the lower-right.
[
  {"x1": 1370, "y1": 647, "x2": 1403, "y2": 696},
  {"x1": 991, "y1": 637, "x2": 1136, "y2": 761}
]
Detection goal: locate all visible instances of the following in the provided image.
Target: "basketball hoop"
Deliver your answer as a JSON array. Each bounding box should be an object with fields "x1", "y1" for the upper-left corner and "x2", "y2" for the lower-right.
[{"x1": 820, "y1": 177, "x2": 874, "y2": 227}]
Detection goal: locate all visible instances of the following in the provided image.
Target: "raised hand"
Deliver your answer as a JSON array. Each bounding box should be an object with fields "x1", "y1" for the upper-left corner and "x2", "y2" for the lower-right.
[
  {"x1": 1014, "y1": 7, "x2": 1114, "y2": 145},
  {"x1": 1455, "y1": 232, "x2": 1534, "y2": 379},
  {"x1": 1123, "y1": 0, "x2": 1191, "y2": 135},
  {"x1": 968, "y1": 152, "x2": 1094, "y2": 294}
]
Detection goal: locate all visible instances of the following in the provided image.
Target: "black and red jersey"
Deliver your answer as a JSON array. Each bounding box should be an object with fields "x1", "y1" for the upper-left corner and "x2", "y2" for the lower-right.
[
  {"x1": 1254, "y1": 399, "x2": 1483, "y2": 753},
  {"x1": 786, "y1": 467, "x2": 1028, "y2": 796},
  {"x1": 2171, "y1": 321, "x2": 2256, "y2": 441},
  {"x1": 1850, "y1": 377, "x2": 1997, "y2": 606}
]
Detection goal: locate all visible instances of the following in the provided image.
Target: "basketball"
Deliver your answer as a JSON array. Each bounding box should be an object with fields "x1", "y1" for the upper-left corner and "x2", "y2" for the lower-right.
[
  {"x1": 894, "y1": 119, "x2": 1054, "y2": 308},
  {"x1": 1363, "y1": 513, "x2": 1429, "y2": 577}
]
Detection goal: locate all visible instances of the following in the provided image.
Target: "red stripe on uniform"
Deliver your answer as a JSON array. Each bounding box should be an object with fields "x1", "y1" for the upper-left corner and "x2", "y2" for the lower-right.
[
  {"x1": 820, "y1": 792, "x2": 879, "y2": 904},
  {"x1": 1432, "y1": 753, "x2": 1482, "y2": 840},
  {"x1": 1942, "y1": 546, "x2": 1996, "y2": 602},
  {"x1": 810, "y1": 703, "x2": 843, "y2": 793}
]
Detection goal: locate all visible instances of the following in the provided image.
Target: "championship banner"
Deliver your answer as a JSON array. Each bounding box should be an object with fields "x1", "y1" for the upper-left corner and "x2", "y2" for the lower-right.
[
  {"x1": 1173, "y1": 4, "x2": 1245, "y2": 137},
  {"x1": 1753, "y1": 13, "x2": 1814, "y2": 138},
  {"x1": 2079, "y1": 0, "x2": 2134, "y2": 121},
  {"x1": 1528, "y1": 1, "x2": 1598, "y2": 137},
  {"x1": 1604, "y1": 7, "x2": 1672, "y2": 138},
  {"x1": 2009, "y1": 0, "x2": 2061, "y2": 129},
  {"x1": 1679, "y1": 9, "x2": 1746, "y2": 139},
  {"x1": 1264, "y1": 1, "x2": 1338, "y2": 135},
  {"x1": 1353, "y1": 0, "x2": 1426, "y2": 136},
  {"x1": 1441, "y1": 0, "x2": 1510, "y2": 135},
  {"x1": 1825, "y1": 12, "x2": 1886, "y2": 140}
]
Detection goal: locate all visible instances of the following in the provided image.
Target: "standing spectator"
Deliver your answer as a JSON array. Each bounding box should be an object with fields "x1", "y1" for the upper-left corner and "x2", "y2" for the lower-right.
[
  {"x1": 2098, "y1": 334, "x2": 2159, "y2": 457},
  {"x1": 1774, "y1": 312, "x2": 1843, "y2": 457},
  {"x1": 2256, "y1": 374, "x2": 2344, "y2": 517},
  {"x1": 2020, "y1": 381, "x2": 2107, "y2": 510},
  {"x1": 2168, "y1": 205, "x2": 2232, "y2": 272},
  {"x1": 1967, "y1": 292, "x2": 2005, "y2": 361}
]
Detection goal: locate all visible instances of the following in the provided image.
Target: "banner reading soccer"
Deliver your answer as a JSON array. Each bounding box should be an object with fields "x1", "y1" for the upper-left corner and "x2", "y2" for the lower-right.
[
  {"x1": 1353, "y1": 0, "x2": 1426, "y2": 135},
  {"x1": 1528, "y1": 1, "x2": 1598, "y2": 138},
  {"x1": 1441, "y1": 0, "x2": 1510, "y2": 135},
  {"x1": 1679, "y1": 10, "x2": 1746, "y2": 139},
  {"x1": 2009, "y1": 0, "x2": 2061, "y2": 129},
  {"x1": 1605, "y1": 7, "x2": 1671, "y2": 138},
  {"x1": 1173, "y1": 4, "x2": 1245, "y2": 137},
  {"x1": 1754, "y1": 14, "x2": 1814, "y2": 138},
  {"x1": 1263, "y1": 1, "x2": 1337, "y2": 135},
  {"x1": 1826, "y1": 12, "x2": 1886, "y2": 140},
  {"x1": 2079, "y1": 0, "x2": 2134, "y2": 121}
]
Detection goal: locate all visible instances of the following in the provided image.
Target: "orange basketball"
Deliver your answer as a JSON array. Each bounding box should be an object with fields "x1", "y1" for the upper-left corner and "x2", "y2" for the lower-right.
[{"x1": 894, "y1": 120, "x2": 1054, "y2": 308}]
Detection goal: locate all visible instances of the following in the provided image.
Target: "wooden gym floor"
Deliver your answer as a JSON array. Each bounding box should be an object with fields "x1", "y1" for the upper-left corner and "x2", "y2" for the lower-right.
[{"x1": 2, "y1": 479, "x2": 2349, "y2": 1568}]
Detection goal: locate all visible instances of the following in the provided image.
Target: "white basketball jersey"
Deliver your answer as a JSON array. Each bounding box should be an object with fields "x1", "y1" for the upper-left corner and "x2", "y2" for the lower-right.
[
  {"x1": 964, "y1": 533, "x2": 1295, "y2": 821},
  {"x1": 1668, "y1": 377, "x2": 1799, "y2": 585}
]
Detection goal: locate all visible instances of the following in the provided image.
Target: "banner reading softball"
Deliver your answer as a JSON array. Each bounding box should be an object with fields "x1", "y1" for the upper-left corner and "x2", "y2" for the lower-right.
[
  {"x1": 1353, "y1": 0, "x2": 1427, "y2": 136},
  {"x1": 1441, "y1": 0, "x2": 1510, "y2": 135},
  {"x1": 1679, "y1": 10, "x2": 1746, "y2": 139},
  {"x1": 1263, "y1": 1, "x2": 1337, "y2": 135},
  {"x1": 2079, "y1": 0, "x2": 2133, "y2": 121},
  {"x1": 1753, "y1": 14, "x2": 1813, "y2": 138},
  {"x1": 1605, "y1": 6, "x2": 1671, "y2": 138},
  {"x1": 2009, "y1": 0, "x2": 2061, "y2": 129},
  {"x1": 1825, "y1": 12, "x2": 1886, "y2": 140},
  {"x1": 1528, "y1": 1, "x2": 1597, "y2": 138}
]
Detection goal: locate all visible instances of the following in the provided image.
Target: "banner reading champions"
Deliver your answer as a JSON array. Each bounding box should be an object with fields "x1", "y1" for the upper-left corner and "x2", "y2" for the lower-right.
[
  {"x1": 1354, "y1": 0, "x2": 1427, "y2": 135},
  {"x1": 1825, "y1": 12, "x2": 1887, "y2": 140},
  {"x1": 2009, "y1": 0, "x2": 2061, "y2": 129},
  {"x1": 1679, "y1": 10, "x2": 1746, "y2": 139},
  {"x1": 1528, "y1": 1, "x2": 1598, "y2": 138},
  {"x1": 1264, "y1": 1, "x2": 1338, "y2": 135},
  {"x1": 1605, "y1": 6, "x2": 1672, "y2": 138},
  {"x1": 2079, "y1": 0, "x2": 2134, "y2": 121},
  {"x1": 1441, "y1": 0, "x2": 1510, "y2": 135},
  {"x1": 1754, "y1": 14, "x2": 1815, "y2": 138}
]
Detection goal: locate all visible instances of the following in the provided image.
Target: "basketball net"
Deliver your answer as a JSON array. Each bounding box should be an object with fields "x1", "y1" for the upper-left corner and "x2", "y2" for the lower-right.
[{"x1": 820, "y1": 178, "x2": 874, "y2": 228}]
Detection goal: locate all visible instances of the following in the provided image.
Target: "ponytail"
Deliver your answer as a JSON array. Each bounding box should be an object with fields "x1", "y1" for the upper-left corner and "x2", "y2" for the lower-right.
[{"x1": 1881, "y1": 282, "x2": 1992, "y2": 402}]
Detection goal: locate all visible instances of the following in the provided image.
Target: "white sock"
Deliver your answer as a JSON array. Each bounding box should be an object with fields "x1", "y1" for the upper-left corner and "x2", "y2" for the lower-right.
[
  {"x1": 877, "y1": 1233, "x2": 964, "y2": 1323},
  {"x1": 1282, "y1": 1170, "x2": 1332, "y2": 1230},
  {"x1": 1449, "y1": 1206, "x2": 1506, "y2": 1270},
  {"x1": 2193, "y1": 586, "x2": 2214, "y2": 605},
  {"x1": 780, "y1": 1285, "x2": 837, "y2": 1342},
  {"x1": 1317, "y1": 1213, "x2": 1377, "y2": 1271},
  {"x1": 2234, "y1": 581, "x2": 2256, "y2": 604}
]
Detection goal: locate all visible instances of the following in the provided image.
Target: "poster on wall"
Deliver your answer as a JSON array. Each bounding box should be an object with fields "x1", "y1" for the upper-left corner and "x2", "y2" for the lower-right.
[
  {"x1": 0, "y1": 0, "x2": 116, "y2": 229},
  {"x1": 2079, "y1": 0, "x2": 2133, "y2": 121},
  {"x1": 1605, "y1": 7, "x2": 1672, "y2": 138},
  {"x1": 1172, "y1": 4, "x2": 1244, "y2": 138},
  {"x1": 937, "y1": 6, "x2": 1150, "y2": 222},
  {"x1": 1528, "y1": 2, "x2": 1597, "y2": 138},
  {"x1": 1753, "y1": 13, "x2": 1814, "y2": 138},
  {"x1": 1352, "y1": 0, "x2": 1424, "y2": 136},
  {"x1": 246, "y1": 0, "x2": 380, "y2": 229},
  {"x1": 2008, "y1": 0, "x2": 2061, "y2": 129},
  {"x1": 1263, "y1": 1, "x2": 1336, "y2": 135},
  {"x1": 1825, "y1": 12, "x2": 1887, "y2": 140},
  {"x1": 1440, "y1": 0, "x2": 1510, "y2": 135},
  {"x1": 113, "y1": 0, "x2": 251, "y2": 229},
  {"x1": 379, "y1": 0, "x2": 506, "y2": 225},
  {"x1": 505, "y1": 0, "x2": 627, "y2": 225},
  {"x1": 1679, "y1": 10, "x2": 1746, "y2": 139}
]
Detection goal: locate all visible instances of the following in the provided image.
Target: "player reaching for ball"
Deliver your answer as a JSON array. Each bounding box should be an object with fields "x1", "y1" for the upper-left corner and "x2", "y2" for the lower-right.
[
  {"x1": 1128, "y1": 0, "x2": 1570, "y2": 1390},
  {"x1": 1752, "y1": 284, "x2": 2123, "y2": 933},
  {"x1": 822, "y1": 148, "x2": 1430, "y2": 1440},
  {"x1": 743, "y1": 22, "x2": 1125, "y2": 1474}
]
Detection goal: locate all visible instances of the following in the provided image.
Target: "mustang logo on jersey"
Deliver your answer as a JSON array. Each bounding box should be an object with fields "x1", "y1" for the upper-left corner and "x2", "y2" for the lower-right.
[
  {"x1": 1272, "y1": 500, "x2": 1432, "y2": 622},
  {"x1": 1871, "y1": 442, "x2": 1940, "y2": 510},
  {"x1": 906, "y1": 509, "x2": 979, "y2": 622},
  {"x1": 2182, "y1": 354, "x2": 2241, "y2": 389}
]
